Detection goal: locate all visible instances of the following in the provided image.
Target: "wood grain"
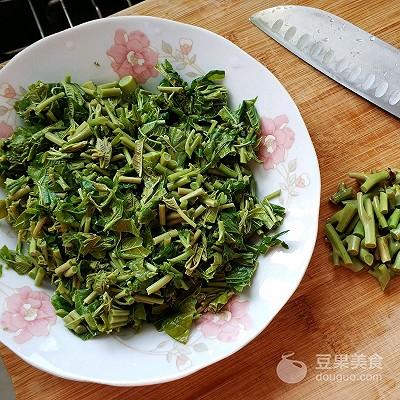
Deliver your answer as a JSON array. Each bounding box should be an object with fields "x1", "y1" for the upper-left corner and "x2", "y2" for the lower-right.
[{"x1": 1, "y1": 0, "x2": 400, "y2": 399}]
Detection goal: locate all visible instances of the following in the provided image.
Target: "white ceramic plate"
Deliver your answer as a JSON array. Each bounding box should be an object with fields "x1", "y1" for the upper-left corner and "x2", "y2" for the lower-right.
[{"x1": 0, "y1": 16, "x2": 320, "y2": 386}]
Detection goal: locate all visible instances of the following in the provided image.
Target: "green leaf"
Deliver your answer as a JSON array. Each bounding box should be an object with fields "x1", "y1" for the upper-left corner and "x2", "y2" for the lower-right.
[
  {"x1": 248, "y1": 197, "x2": 284, "y2": 230},
  {"x1": 0, "y1": 246, "x2": 35, "y2": 275},
  {"x1": 51, "y1": 292, "x2": 73, "y2": 313},
  {"x1": 156, "y1": 294, "x2": 198, "y2": 343},
  {"x1": 62, "y1": 233, "x2": 102, "y2": 256},
  {"x1": 203, "y1": 70, "x2": 225, "y2": 81},
  {"x1": 103, "y1": 198, "x2": 124, "y2": 231},
  {"x1": 202, "y1": 252, "x2": 223, "y2": 280},
  {"x1": 226, "y1": 265, "x2": 256, "y2": 292},
  {"x1": 128, "y1": 259, "x2": 157, "y2": 281},
  {"x1": 132, "y1": 303, "x2": 147, "y2": 331},
  {"x1": 208, "y1": 290, "x2": 234, "y2": 312},
  {"x1": 74, "y1": 289, "x2": 101, "y2": 315},
  {"x1": 119, "y1": 237, "x2": 151, "y2": 259},
  {"x1": 255, "y1": 231, "x2": 289, "y2": 255}
]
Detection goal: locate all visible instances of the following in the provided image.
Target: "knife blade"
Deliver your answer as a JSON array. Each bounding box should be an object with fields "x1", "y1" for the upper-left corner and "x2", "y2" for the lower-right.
[
  {"x1": 250, "y1": 5, "x2": 400, "y2": 118},
  {"x1": 0, "y1": 356, "x2": 16, "y2": 400}
]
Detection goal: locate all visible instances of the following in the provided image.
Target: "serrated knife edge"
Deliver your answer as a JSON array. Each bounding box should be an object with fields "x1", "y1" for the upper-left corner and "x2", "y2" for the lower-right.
[{"x1": 250, "y1": 6, "x2": 400, "y2": 118}]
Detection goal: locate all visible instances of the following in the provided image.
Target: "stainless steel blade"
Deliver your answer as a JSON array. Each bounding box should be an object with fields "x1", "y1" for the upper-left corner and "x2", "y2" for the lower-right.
[
  {"x1": 0, "y1": 356, "x2": 15, "y2": 400},
  {"x1": 250, "y1": 5, "x2": 400, "y2": 118}
]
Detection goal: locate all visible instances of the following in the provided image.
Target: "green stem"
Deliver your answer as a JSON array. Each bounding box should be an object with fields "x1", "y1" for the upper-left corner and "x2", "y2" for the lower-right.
[
  {"x1": 190, "y1": 229, "x2": 202, "y2": 246},
  {"x1": 377, "y1": 236, "x2": 391, "y2": 263},
  {"x1": 189, "y1": 134, "x2": 203, "y2": 156},
  {"x1": 83, "y1": 290, "x2": 98, "y2": 304},
  {"x1": 346, "y1": 257, "x2": 365, "y2": 272},
  {"x1": 325, "y1": 223, "x2": 352, "y2": 265},
  {"x1": 179, "y1": 188, "x2": 205, "y2": 203},
  {"x1": 99, "y1": 87, "x2": 122, "y2": 98},
  {"x1": 146, "y1": 275, "x2": 173, "y2": 295},
  {"x1": 386, "y1": 188, "x2": 396, "y2": 209},
  {"x1": 330, "y1": 182, "x2": 355, "y2": 204},
  {"x1": 167, "y1": 168, "x2": 199, "y2": 183},
  {"x1": 337, "y1": 202, "x2": 357, "y2": 232},
  {"x1": 393, "y1": 251, "x2": 400, "y2": 272},
  {"x1": 157, "y1": 86, "x2": 184, "y2": 93},
  {"x1": 55, "y1": 258, "x2": 76, "y2": 276},
  {"x1": 218, "y1": 163, "x2": 237, "y2": 178},
  {"x1": 167, "y1": 176, "x2": 191, "y2": 191},
  {"x1": 265, "y1": 189, "x2": 281, "y2": 201},
  {"x1": 81, "y1": 80, "x2": 95, "y2": 90},
  {"x1": 389, "y1": 236, "x2": 400, "y2": 257},
  {"x1": 169, "y1": 250, "x2": 193, "y2": 265},
  {"x1": 10, "y1": 185, "x2": 31, "y2": 201},
  {"x1": 134, "y1": 294, "x2": 164, "y2": 305},
  {"x1": 88, "y1": 116, "x2": 109, "y2": 126},
  {"x1": 193, "y1": 205, "x2": 206, "y2": 219},
  {"x1": 160, "y1": 152, "x2": 172, "y2": 166},
  {"x1": 360, "y1": 170, "x2": 389, "y2": 193},
  {"x1": 390, "y1": 227, "x2": 400, "y2": 241},
  {"x1": 332, "y1": 249, "x2": 340, "y2": 266},
  {"x1": 359, "y1": 247, "x2": 374, "y2": 266},
  {"x1": 0, "y1": 199, "x2": 6, "y2": 219},
  {"x1": 153, "y1": 229, "x2": 179, "y2": 245},
  {"x1": 45, "y1": 132, "x2": 66, "y2": 147},
  {"x1": 388, "y1": 209, "x2": 400, "y2": 229},
  {"x1": 34, "y1": 267, "x2": 46, "y2": 286},
  {"x1": 120, "y1": 136, "x2": 136, "y2": 151},
  {"x1": 98, "y1": 81, "x2": 118, "y2": 89},
  {"x1": 349, "y1": 172, "x2": 367, "y2": 181},
  {"x1": 372, "y1": 195, "x2": 388, "y2": 229},
  {"x1": 327, "y1": 209, "x2": 343, "y2": 225},
  {"x1": 345, "y1": 215, "x2": 360, "y2": 235},
  {"x1": 155, "y1": 163, "x2": 174, "y2": 176},
  {"x1": 346, "y1": 234, "x2": 361, "y2": 256},
  {"x1": 159, "y1": 204, "x2": 166, "y2": 226},
  {"x1": 62, "y1": 141, "x2": 87, "y2": 153},
  {"x1": 118, "y1": 176, "x2": 142, "y2": 184},
  {"x1": 357, "y1": 193, "x2": 376, "y2": 248},
  {"x1": 119, "y1": 76, "x2": 137, "y2": 94},
  {"x1": 35, "y1": 92, "x2": 65, "y2": 112},
  {"x1": 32, "y1": 217, "x2": 47, "y2": 238},
  {"x1": 379, "y1": 192, "x2": 388, "y2": 214},
  {"x1": 177, "y1": 188, "x2": 192, "y2": 195},
  {"x1": 68, "y1": 123, "x2": 92, "y2": 144}
]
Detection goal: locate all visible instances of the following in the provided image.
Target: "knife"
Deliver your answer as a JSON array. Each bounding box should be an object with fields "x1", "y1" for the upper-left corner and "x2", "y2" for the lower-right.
[
  {"x1": 250, "y1": 5, "x2": 400, "y2": 118},
  {"x1": 0, "y1": 356, "x2": 16, "y2": 400}
]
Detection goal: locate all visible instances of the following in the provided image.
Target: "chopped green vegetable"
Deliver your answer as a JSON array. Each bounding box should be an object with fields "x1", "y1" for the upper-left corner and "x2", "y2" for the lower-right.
[
  {"x1": 326, "y1": 168, "x2": 400, "y2": 291},
  {"x1": 0, "y1": 62, "x2": 287, "y2": 342}
]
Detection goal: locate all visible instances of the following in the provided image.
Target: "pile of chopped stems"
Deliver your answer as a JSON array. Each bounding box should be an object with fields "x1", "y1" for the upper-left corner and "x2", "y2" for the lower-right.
[
  {"x1": 325, "y1": 169, "x2": 400, "y2": 290},
  {"x1": 0, "y1": 61, "x2": 287, "y2": 343}
]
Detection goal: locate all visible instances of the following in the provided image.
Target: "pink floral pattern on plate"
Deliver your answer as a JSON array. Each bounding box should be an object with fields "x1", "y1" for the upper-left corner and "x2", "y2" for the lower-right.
[
  {"x1": 115, "y1": 295, "x2": 251, "y2": 371},
  {"x1": 259, "y1": 115, "x2": 295, "y2": 170},
  {"x1": 106, "y1": 29, "x2": 159, "y2": 84},
  {"x1": 0, "y1": 83, "x2": 21, "y2": 138},
  {"x1": 0, "y1": 286, "x2": 56, "y2": 344},
  {"x1": 197, "y1": 296, "x2": 251, "y2": 342},
  {"x1": 259, "y1": 114, "x2": 310, "y2": 204}
]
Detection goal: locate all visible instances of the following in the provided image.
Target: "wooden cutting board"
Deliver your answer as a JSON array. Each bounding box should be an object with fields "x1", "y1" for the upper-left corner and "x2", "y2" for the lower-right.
[{"x1": 1, "y1": 0, "x2": 400, "y2": 399}]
